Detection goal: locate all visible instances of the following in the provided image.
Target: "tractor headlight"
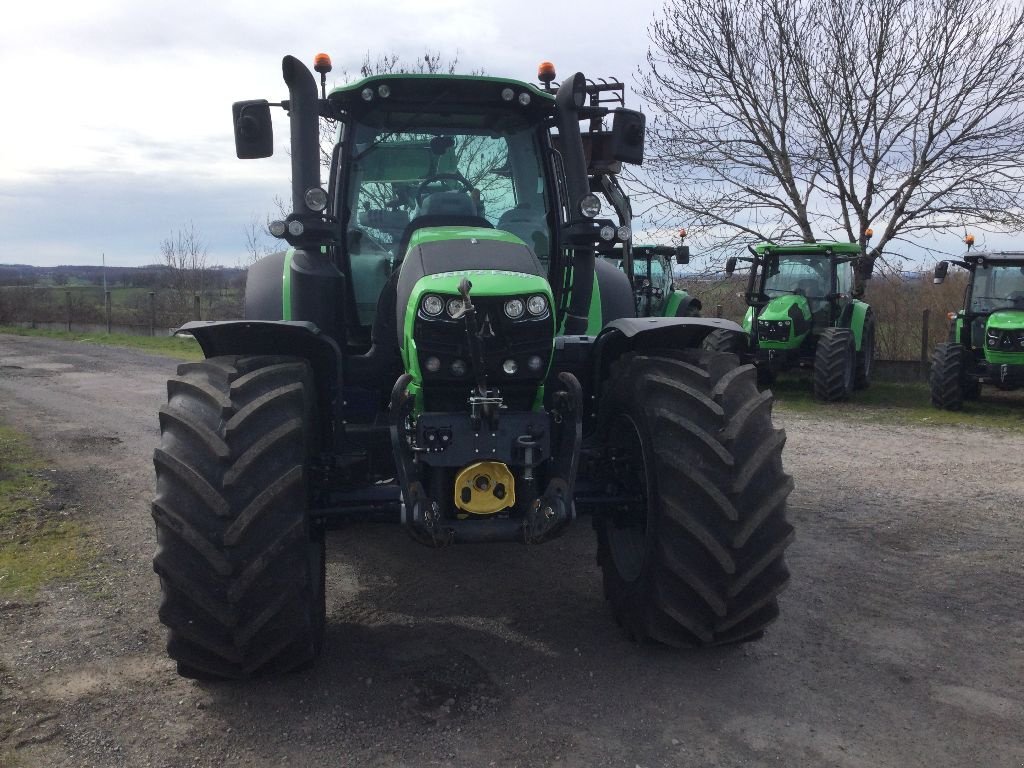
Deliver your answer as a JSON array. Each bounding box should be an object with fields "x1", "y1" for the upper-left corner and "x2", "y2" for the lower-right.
[
  {"x1": 1018, "y1": 331, "x2": 1024, "y2": 348},
  {"x1": 361, "y1": 87, "x2": 374, "y2": 101},
  {"x1": 421, "y1": 294, "x2": 445, "y2": 317},
  {"x1": 518, "y1": 92, "x2": 531, "y2": 106},
  {"x1": 504, "y1": 298, "x2": 525, "y2": 319},
  {"x1": 599, "y1": 225, "x2": 616, "y2": 241},
  {"x1": 377, "y1": 84, "x2": 391, "y2": 98},
  {"x1": 304, "y1": 186, "x2": 328, "y2": 212},
  {"x1": 502, "y1": 359, "x2": 519, "y2": 375},
  {"x1": 987, "y1": 331, "x2": 999, "y2": 348},
  {"x1": 579, "y1": 194, "x2": 601, "y2": 218},
  {"x1": 447, "y1": 298, "x2": 465, "y2": 318},
  {"x1": 527, "y1": 295, "x2": 548, "y2": 316},
  {"x1": 268, "y1": 220, "x2": 287, "y2": 238},
  {"x1": 501, "y1": 87, "x2": 515, "y2": 102},
  {"x1": 286, "y1": 220, "x2": 305, "y2": 236},
  {"x1": 617, "y1": 225, "x2": 632, "y2": 241}
]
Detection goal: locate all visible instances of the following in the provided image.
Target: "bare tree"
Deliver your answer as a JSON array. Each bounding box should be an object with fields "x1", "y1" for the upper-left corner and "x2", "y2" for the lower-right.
[
  {"x1": 637, "y1": 0, "x2": 1024, "y2": 283},
  {"x1": 160, "y1": 222, "x2": 209, "y2": 314},
  {"x1": 242, "y1": 213, "x2": 276, "y2": 267}
]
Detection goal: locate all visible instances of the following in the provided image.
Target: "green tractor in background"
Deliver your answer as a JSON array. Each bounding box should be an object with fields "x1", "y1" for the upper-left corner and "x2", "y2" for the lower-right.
[
  {"x1": 625, "y1": 242, "x2": 702, "y2": 318},
  {"x1": 151, "y1": 54, "x2": 795, "y2": 679},
  {"x1": 704, "y1": 242, "x2": 875, "y2": 400},
  {"x1": 930, "y1": 245, "x2": 1024, "y2": 409}
]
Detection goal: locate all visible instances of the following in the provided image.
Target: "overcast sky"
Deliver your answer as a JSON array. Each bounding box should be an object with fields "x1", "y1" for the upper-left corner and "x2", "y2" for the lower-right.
[
  {"x1": 0, "y1": 0, "x2": 669, "y2": 268},
  {"x1": 0, "y1": 0, "x2": 1012, "y2": 270}
]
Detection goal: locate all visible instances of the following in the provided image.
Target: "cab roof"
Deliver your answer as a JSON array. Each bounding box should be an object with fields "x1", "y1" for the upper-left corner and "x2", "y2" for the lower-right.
[
  {"x1": 327, "y1": 74, "x2": 555, "y2": 120},
  {"x1": 753, "y1": 241, "x2": 864, "y2": 256},
  {"x1": 964, "y1": 251, "x2": 1024, "y2": 263}
]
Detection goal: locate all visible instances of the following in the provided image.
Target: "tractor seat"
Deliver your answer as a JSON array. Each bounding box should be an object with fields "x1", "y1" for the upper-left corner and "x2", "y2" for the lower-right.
[
  {"x1": 795, "y1": 278, "x2": 821, "y2": 297},
  {"x1": 497, "y1": 204, "x2": 549, "y2": 260},
  {"x1": 419, "y1": 191, "x2": 478, "y2": 217}
]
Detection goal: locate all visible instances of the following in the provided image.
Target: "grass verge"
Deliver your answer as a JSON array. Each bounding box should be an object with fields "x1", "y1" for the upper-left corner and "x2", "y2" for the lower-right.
[
  {"x1": 770, "y1": 376, "x2": 1024, "y2": 432},
  {"x1": 0, "y1": 326, "x2": 201, "y2": 360},
  {"x1": 0, "y1": 425, "x2": 94, "y2": 597}
]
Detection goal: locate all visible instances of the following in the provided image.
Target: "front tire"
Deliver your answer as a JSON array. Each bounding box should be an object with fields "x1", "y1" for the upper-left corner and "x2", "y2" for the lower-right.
[
  {"x1": 813, "y1": 328, "x2": 856, "y2": 401},
  {"x1": 152, "y1": 355, "x2": 326, "y2": 679},
  {"x1": 595, "y1": 351, "x2": 794, "y2": 647},
  {"x1": 930, "y1": 343, "x2": 967, "y2": 410}
]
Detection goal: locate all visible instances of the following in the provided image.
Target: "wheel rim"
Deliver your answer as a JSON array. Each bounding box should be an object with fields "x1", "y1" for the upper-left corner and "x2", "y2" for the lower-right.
[{"x1": 605, "y1": 413, "x2": 650, "y2": 583}]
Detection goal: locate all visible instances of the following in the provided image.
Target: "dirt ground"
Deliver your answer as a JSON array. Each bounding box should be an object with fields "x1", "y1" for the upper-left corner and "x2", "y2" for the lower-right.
[{"x1": 0, "y1": 334, "x2": 1021, "y2": 768}]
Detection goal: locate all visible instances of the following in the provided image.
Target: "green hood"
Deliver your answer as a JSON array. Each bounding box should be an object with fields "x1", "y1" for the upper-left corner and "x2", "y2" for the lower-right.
[
  {"x1": 750, "y1": 295, "x2": 811, "y2": 349},
  {"x1": 984, "y1": 309, "x2": 1024, "y2": 363}
]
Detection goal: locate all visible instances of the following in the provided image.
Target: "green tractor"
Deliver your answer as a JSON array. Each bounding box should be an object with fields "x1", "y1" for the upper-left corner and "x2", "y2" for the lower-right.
[
  {"x1": 704, "y1": 242, "x2": 875, "y2": 400},
  {"x1": 930, "y1": 247, "x2": 1024, "y2": 409},
  {"x1": 624, "y1": 243, "x2": 702, "y2": 319},
  {"x1": 151, "y1": 55, "x2": 794, "y2": 679}
]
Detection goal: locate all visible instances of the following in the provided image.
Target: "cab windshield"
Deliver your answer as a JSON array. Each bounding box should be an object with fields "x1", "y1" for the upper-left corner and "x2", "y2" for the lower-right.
[
  {"x1": 343, "y1": 114, "x2": 552, "y2": 264},
  {"x1": 763, "y1": 256, "x2": 829, "y2": 300},
  {"x1": 969, "y1": 263, "x2": 1024, "y2": 313}
]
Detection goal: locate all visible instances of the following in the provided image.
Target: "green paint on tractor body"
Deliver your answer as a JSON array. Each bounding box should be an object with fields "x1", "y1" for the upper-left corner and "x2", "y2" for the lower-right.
[{"x1": 749, "y1": 294, "x2": 812, "y2": 351}]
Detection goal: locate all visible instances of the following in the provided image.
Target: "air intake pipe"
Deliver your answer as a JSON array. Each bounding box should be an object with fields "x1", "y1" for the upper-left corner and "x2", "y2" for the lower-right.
[
  {"x1": 282, "y1": 55, "x2": 322, "y2": 216},
  {"x1": 555, "y1": 73, "x2": 595, "y2": 335}
]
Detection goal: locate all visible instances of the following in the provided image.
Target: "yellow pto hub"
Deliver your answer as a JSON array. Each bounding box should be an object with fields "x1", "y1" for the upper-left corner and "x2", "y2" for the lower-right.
[{"x1": 454, "y1": 461, "x2": 515, "y2": 515}]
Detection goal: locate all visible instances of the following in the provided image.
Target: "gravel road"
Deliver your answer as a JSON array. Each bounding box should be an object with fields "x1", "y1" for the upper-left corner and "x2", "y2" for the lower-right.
[{"x1": 1, "y1": 334, "x2": 1022, "y2": 767}]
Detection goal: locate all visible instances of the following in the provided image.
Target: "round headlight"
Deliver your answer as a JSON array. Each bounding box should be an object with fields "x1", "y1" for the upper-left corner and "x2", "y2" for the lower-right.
[
  {"x1": 501, "y1": 87, "x2": 515, "y2": 101},
  {"x1": 451, "y1": 359, "x2": 467, "y2": 376},
  {"x1": 527, "y1": 355, "x2": 544, "y2": 372},
  {"x1": 287, "y1": 220, "x2": 305, "y2": 236},
  {"x1": 361, "y1": 87, "x2": 374, "y2": 101},
  {"x1": 424, "y1": 356, "x2": 441, "y2": 373},
  {"x1": 518, "y1": 92, "x2": 531, "y2": 106},
  {"x1": 504, "y1": 298, "x2": 525, "y2": 319},
  {"x1": 527, "y1": 295, "x2": 548, "y2": 316},
  {"x1": 304, "y1": 186, "x2": 328, "y2": 212},
  {"x1": 377, "y1": 84, "x2": 391, "y2": 98},
  {"x1": 579, "y1": 194, "x2": 601, "y2": 218},
  {"x1": 268, "y1": 220, "x2": 287, "y2": 238},
  {"x1": 447, "y1": 298, "x2": 465, "y2": 317},
  {"x1": 617, "y1": 225, "x2": 631, "y2": 241},
  {"x1": 421, "y1": 294, "x2": 445, "y2": 316},
  {"x1": 502, "y1": 359, "x2": 518, "y2": 375},
  {"x1": 599, "y1": 225, "x2": 616, "y2": 241}
]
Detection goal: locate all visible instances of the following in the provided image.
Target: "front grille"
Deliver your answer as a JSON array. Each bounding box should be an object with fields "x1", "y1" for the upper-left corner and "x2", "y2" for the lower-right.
[
  {"x1": 986, "y1": 328, "x2": 1024, "y2": 351},
  {"x1": 757, "y1": 319, "x2": 791, "y2": 342},
  {"x1": 415, "y1": 295, "x2": 553, "y2": 411}
]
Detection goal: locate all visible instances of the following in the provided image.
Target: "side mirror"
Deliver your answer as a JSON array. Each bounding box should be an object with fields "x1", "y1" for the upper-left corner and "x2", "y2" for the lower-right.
[
  {"x1": 933, "y1": 261, "x2": 949, "y2": 284},
  {"x1": 232, "y1": 100, "x2": 274, "y2": 159},
  {"x1": 675, "y1": 246, "x2": 690, "y2": 265},
  {"x1": 611, "y1": 108, "x2": 645, "y2": 165},
  {"x1": 724, "y1": 256, "x2": 737, "y2": 276}
]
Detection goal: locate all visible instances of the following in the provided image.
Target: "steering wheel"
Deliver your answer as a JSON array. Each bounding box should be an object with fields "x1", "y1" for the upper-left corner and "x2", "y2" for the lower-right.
[{"x1": 415, "y1": 173, "x2": 474, "y2": 206}]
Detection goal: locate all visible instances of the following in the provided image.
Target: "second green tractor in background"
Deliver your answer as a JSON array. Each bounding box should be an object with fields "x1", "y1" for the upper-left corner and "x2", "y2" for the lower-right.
[{"x1": 703, "y1": 242, "x2": 875, "y2": 401}]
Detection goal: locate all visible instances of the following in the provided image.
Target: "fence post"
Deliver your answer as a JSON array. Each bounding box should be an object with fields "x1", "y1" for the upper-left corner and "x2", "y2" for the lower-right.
[
  {"x1": 105, "y1": 291, "x2": 112, "y2": 334},
  {"x1": 920, "y1": 308, "x2": 930, "y2": 377},
  {"x1": 65, "y1": 290, "x2": 72, "y2": 332},
  {"x1": 149, "y1": 292, "x2": 156, "y2": 337},
  {"x1": 194, "y1": 293, "x2": 201, "y2": 321},
  {"x1": 715, "y1": 304, "x2": 723, "y2": 318}
]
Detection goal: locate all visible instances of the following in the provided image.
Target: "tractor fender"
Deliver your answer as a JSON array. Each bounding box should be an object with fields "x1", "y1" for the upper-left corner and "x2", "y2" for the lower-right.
[
  {"x1": 244, "y1": 250, "x2": 288, "y2": 320},
  {"x1": 592, "y1": 317, "x2": 744, "y2": 392},
  {"x1": 178, "y1": 320, "x2": 344, "y2": 451},
  {"x1": 845, "y1": 300, "x2": 871, "y2": 351},
  {"x1": 664, "y1": 291, "x2": 703, "y2": 318}
]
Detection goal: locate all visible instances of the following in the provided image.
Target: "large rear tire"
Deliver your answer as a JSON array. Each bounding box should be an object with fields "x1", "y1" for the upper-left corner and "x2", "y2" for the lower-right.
[
  {"x1": 813, "y1": 328, "x2": 856, "y2": 401},
  {"x1": 595, "y1": 351, "x2": 794, "y2": 647},
  {"x1": 701, "y1": 327, "x2": 745, "y2": 354},
  {"x1": 930, "y1": 343, "x2": 967, "y2": 410},
  {"x1": 152, "y1": 355, "x2": 326, "y2": 679}
]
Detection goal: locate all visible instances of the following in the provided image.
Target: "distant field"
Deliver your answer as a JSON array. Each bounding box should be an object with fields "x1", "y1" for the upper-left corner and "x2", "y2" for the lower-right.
[{"x1": 0, "y1": 326, "x2": 202, "y2": 360}]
